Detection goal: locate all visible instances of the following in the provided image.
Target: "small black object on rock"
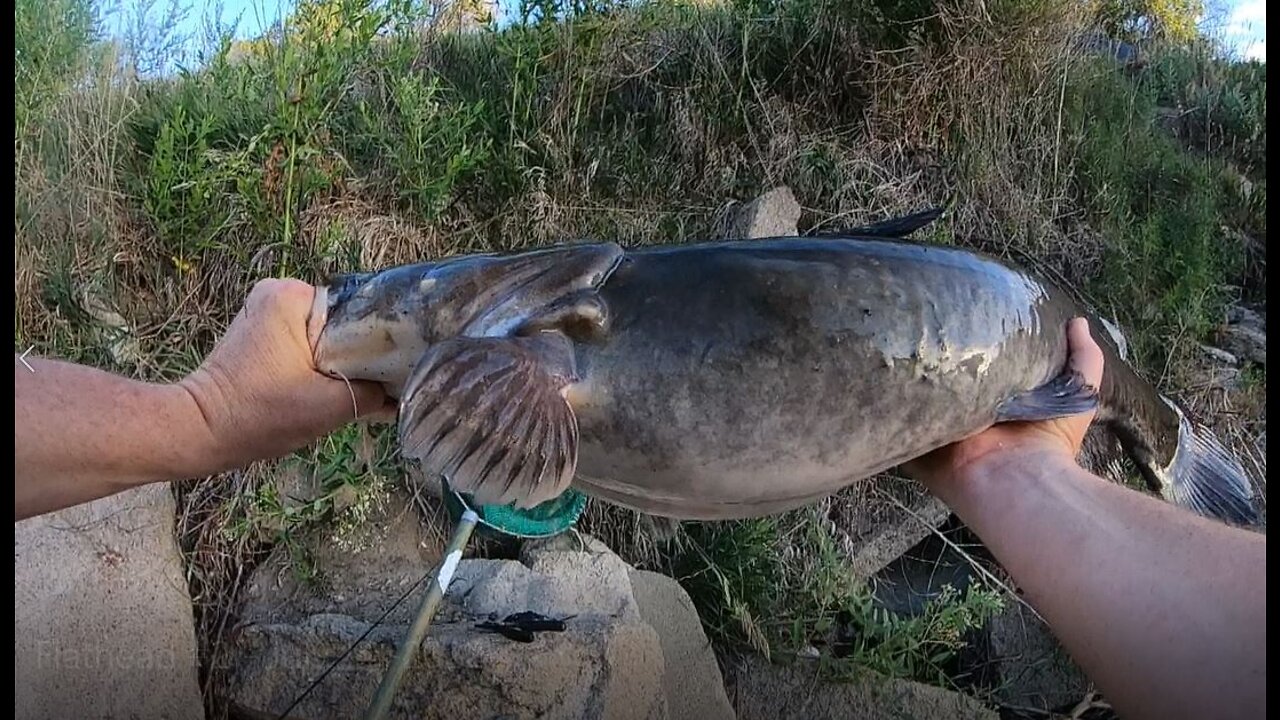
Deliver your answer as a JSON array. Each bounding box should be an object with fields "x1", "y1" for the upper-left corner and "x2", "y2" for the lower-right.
[{"x1": 475, "y1": 611, "x2": 570, "y2": 643}]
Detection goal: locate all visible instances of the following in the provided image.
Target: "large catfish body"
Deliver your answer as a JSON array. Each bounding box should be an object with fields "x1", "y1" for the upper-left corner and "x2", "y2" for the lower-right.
[{"x1": 310, "y1": 211, "x2": 1256, "y2": 525}]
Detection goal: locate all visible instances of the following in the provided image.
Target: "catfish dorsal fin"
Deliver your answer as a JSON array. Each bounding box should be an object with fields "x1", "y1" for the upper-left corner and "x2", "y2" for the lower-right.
[
  {"x1": 817, "y1": 206, "x2": 946, "y2": 239},
  {"x1": 398, "y1": 334, "x2": 580, "y2": 509}
]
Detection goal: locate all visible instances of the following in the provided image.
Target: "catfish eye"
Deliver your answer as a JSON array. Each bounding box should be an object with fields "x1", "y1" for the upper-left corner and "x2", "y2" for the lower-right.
[{"x1": 329, "y1": 272, "x2": 374, "y2": 308}]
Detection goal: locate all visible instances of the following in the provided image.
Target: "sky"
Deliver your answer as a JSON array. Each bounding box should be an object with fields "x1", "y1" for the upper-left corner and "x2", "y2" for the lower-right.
[
  {"x1": 102, "y1": 0, "x2": 1266, "y2": 64},
  {"x1": 1218, "y1": 0, "x2": 1267, "y2": 60}
]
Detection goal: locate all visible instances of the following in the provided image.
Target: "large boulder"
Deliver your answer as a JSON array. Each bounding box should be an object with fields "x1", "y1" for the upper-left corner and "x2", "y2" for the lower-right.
[
  {"x1": 629, "y1": 570, "x2": 736, "y2": 720},
  {"x1": 226, "y1": 498, "x2": 732, "y2": 719},
  {"x1": 14, "y1": 484, "x2": 204, "y2": 720},
  {"x1": 229, "y1": 596, "x2": 665, "y2": 720}
]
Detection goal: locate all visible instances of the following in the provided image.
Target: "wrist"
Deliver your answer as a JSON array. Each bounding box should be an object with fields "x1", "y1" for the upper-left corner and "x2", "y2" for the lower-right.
[
  {"x1": 946, "y1": 442, "x2": 1079, "y2": 500},
  {"x1": 163, "y1": 374, "x2": 231, "y2": 479}
]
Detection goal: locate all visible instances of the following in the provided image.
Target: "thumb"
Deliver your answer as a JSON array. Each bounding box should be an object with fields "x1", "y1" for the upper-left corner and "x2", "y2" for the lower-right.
[{"x1": 1067, "y1": 317, "x2": 1105, "y2": 389}]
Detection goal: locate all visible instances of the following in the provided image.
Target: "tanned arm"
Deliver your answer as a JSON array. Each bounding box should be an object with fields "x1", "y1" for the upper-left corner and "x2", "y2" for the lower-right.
[
  {"x1": 907, "y1": 318, "x2": 1266, "y2": 720},
  {"x1": 15, "y1": 279, "x2": 389, "y2": 521}
]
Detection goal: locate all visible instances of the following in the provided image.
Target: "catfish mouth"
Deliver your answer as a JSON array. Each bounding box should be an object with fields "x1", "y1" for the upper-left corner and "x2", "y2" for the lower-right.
[{"x1": 306, "y1": 282, "x2": 330, "y2": 358}]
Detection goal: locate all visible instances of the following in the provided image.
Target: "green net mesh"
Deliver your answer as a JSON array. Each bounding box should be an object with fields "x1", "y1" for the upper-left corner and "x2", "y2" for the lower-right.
[{"x1": 441, "y1": 477, "x2": 587, "y2": 538}]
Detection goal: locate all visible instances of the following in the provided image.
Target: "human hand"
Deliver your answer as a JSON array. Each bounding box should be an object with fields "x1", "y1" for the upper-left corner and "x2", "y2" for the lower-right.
[
  {"x1": 903, "y1": 317, "x2": 1105, "y2": 491},
  {"x1": 178, "y1": 279, "x2": 393, "y2": 474}
]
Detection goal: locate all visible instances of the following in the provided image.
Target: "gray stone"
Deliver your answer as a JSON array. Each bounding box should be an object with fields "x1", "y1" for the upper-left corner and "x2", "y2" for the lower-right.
[
  {"x1": 1227, "y1": 304, "x2": 1265, "y2": 328},
  {"x1": 871, "y1": 524, "x2": 979, "y2": 618},
  {"x1": 723, "y1": 656, "x2": 997, "y2": 720},
  {"x1": 1199, "y1": 344, "x2": 1240, "y2": 367},
  {"x1": 519, "y1": 530, "x2": 615, "y2": 559},
  {"x1": 724, "y1": 187, "x2": 802, "y2": 239},
  {"x1": 629, "y1": 570, "x2": 736, "y2": 720},
  {"x1": 1218, "y1": 306, "x2": 1266, "y2": 366},
  {"x1": 15, "y1": 484, "x2": 205, "y2": 720},
  {"x1": 986, "y1": 601, "x2": 1091, "y2": 712},
  {"x1": 238, "y1": 489, "x2": 450, "y2": 627},
  {"x1": 453, "y1": 551, "x2": 641, "y2": 621},
  {"x1": 228, "y1": 609, "x2": 665, "y2": 720},
  {"x1": 228, "y1": 531, "x2": 670, "y2": 719}
]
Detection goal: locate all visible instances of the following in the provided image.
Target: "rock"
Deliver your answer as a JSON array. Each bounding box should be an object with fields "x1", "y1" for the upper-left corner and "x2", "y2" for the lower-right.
[
  {"x1": 868, "y1": 528, "x2": 1095, "y2": 714},
  {"x1": 1227, "y1": 304, "x2": 1265, "y2": 328},
  {"x1": 629, "y1": 570, "x2": 736, "y2": 720},
  {"x1": 229, "y1": 608, "x2": 664, "y2": 720},
  {"x1": 723, "y1": 656, "x2": 997, "y2": 720},
  {"x1": 519, "y1": 530, "x2": 616, "y2": 560},
  {"x1": 1218, "y1": 305, "x2": 1266, "y2": 366},
  {"x1": 15, "y1": 485, "x2": 205, "y2": 720},
  {"x1": 79, "y1": 285, "x2": 144, "y2": 366},
  {"x1": 985, "y1": 601, "x2": 1091, "y2": 712},
  {"x1": 1199, "y1": 344, "x2": 1240, "y2": 367},
  {"x1": 456, "y1": 552, "x2": 641, "y2": 621},
  {"x1": 724, "y1": 187, "x2": 801, "y2": 239},
  {"x1": 871, "y1": 520, "x2": 981, "y2": 618},
  {"x1": 228, "y1": 529, "x2": 709, "y2": 719},
  {"x1": 229, "y1": 554, "x2": 666, "y2": 719},
  {"x1": 238, "y1": 488, "x2": 449, "y2": 627}
]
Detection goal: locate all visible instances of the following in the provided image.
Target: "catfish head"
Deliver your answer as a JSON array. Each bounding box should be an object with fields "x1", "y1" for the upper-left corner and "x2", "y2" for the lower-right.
[{"x1": 308, "y1": 242, "x2": 624, "y2": 397}]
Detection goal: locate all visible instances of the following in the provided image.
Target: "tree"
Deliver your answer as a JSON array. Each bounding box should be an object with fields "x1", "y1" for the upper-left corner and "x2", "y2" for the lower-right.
[{"x1": 1092, "y1": 0, "x2": 1204, "y2": 44}]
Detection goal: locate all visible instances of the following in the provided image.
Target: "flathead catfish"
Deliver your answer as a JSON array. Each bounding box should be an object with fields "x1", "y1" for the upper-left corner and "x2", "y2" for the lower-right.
[{"x1": 307, "y1": 210, "x2": 1257, "y2": 525}]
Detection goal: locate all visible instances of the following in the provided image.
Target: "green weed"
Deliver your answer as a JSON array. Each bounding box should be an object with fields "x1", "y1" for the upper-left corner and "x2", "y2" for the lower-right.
[
  {"x1": 1062, "y1": 56, "x2": 1253, "y2": 369},
  {"x1": 223, "y1": 424, "x2": 399, "y2": 579},
  {"x1": 358, "y1": 72, "x2": 491, "y2": 217},
  {"x1": 670, "y1": 509, "x2": 1004, "y2": 686}
]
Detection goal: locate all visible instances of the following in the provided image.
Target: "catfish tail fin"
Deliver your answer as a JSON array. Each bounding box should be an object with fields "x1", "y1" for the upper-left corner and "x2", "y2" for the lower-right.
[
  {"x1": 1151, "y1": 400, "x2": 1259, "y2": 526},
  {"x1": 1091, "y1": 317, "x2": 1258, "y2": 527}
]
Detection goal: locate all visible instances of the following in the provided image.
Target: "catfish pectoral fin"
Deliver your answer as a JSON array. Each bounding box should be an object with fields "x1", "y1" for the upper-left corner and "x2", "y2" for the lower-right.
[{"x1": 398, "y1": 335, "x2": 579, "y2": 510}]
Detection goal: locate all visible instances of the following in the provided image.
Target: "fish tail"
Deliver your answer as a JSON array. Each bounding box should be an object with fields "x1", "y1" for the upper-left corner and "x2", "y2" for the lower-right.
[
  {"x1": 1145, "y1": 398, "x2": 1259, "y2": 526},
  {"x1": 1092, "y1": 322, "x2": 1258, "y2": 526}
]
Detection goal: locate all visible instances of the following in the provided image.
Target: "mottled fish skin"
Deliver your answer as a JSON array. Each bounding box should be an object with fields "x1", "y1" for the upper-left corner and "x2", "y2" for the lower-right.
[
  {"x1": 313, "y1": 243, "x2": 622, "y2": 396},
  {"x1": 566, "y1": 238, "x2": 1123, "y2": 518},
  {"x1": 312, "y1": 232, "x2": 1255, "y2": 524}
]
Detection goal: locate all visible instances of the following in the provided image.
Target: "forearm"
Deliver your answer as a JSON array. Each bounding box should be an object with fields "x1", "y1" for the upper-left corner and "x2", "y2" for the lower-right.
[
  {"x1": 934, "y1": 450, "x2": 1265, "y2": 720},
  {"x1": 14, "y1": 356, "x2": 219, "y2": 520}
]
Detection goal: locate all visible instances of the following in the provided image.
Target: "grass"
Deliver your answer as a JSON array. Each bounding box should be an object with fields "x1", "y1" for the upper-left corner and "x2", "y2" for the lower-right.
[
  {"x1": 662, "y1": 507, "x2": 1005, "y2": 687},
  {"x1": 13, "y1": 0, "x2": 1266, "y2": 712},
  {"x1": 222, "y1": 423, "x2": 399, "y2": 578}
]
